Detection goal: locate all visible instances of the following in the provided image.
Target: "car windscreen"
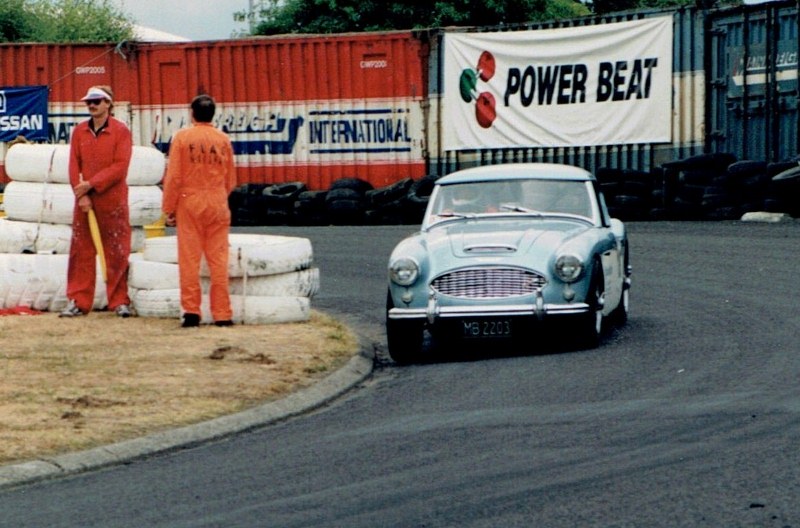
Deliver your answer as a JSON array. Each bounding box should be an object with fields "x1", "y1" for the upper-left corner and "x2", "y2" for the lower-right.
[{"x1": 426, "y1": 179, "x2": 594, "y2": 225}]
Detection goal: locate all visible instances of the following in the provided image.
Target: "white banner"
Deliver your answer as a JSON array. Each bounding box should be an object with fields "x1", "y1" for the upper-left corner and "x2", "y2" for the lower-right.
[{"x1": 443, "y1": 17, "x2": 673, "y2": 150}]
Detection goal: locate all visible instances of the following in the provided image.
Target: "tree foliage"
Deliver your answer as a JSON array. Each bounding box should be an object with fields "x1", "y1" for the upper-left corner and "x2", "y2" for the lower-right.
[
  {"x1": 247, "y1": 0, "x2": 592, "y2": 35},
  {"x1": 0, "y1": 0, "x2": 134, "y2": 43}
]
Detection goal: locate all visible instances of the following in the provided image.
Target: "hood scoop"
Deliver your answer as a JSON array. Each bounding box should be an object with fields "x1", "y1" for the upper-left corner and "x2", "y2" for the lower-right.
[{"x1": 463, "y1": 243, "x2": 517, "y2": 254}]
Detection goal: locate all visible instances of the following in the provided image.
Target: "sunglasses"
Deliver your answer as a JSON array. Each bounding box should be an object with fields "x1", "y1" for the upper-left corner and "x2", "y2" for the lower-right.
[{"x1": 85, "y1": 98, "x2": 105, "y2": 106}]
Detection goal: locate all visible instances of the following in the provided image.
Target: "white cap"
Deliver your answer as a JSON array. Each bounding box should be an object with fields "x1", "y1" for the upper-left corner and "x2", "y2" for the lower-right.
[{"x1": 80, "y1": 87, "x2": 112, "y2": 102}]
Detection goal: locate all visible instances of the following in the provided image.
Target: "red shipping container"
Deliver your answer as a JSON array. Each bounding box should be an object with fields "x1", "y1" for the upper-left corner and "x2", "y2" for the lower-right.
[{"x1": 1, "y1": 32, "x2": 429, "y2": 189}]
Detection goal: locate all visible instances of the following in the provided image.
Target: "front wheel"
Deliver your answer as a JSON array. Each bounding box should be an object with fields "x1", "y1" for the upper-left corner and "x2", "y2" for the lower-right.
[
  {"x1": 386, "y1": 291, "x2": 424, "y2": 364},
  {"x1": 577, "y1": 261, "x2": 604, "y2": 349}
]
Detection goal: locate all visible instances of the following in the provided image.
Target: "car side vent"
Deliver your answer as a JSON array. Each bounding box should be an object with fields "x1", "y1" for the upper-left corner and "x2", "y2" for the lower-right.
[{"x1": 432, "y1": 267, "x2": 546, "y2": 298}]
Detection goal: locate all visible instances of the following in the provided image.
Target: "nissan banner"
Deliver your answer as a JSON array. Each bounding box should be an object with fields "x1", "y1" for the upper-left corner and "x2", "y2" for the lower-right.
[
  {"x1": 443, "y1": 17, "x2": 673, "y2": 150},
  {"x1": 0, "y1": 85, "x2": 49, "y2": 142}
]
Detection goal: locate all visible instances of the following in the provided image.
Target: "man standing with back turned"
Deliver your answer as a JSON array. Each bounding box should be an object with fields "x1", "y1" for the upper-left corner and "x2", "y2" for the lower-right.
[{"x1": 162, "y1": 94, "x2": 237, "y2": 328}]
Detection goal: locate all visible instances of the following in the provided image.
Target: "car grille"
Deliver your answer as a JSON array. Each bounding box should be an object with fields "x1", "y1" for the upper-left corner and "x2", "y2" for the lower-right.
[{"x1": 431, "y1": 267, "x2": 547, "y2": 299}]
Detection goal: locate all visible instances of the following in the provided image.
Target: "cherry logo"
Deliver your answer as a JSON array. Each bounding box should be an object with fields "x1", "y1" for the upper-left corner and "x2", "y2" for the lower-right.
[{"x1": 458, "y1": 51, "x2": 497, "y2": 128}]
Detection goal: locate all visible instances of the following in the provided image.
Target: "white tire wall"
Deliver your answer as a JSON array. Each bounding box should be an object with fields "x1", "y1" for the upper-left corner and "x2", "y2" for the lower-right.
[
  {"x1": 0, "y1": 218, "x2": 146, "y2": 254},
  {"x1": 128, "y1": 258, "x2": 320, "y2": 297},
  {"x1": 3, "y1": 181, "x2": 163, "y2": 226},
  {"x1": 0, "y1": 254, "x2": 108, "y2": 311},
  {"x1": 4, "y1": 144, "x2": 165, "y2": 186},
  {"x1": 142, "y1": 234, "x2": 314, "y2": 277},
  {"x1": 130, "y1": 289, "x2": 311, "y2": 324}
]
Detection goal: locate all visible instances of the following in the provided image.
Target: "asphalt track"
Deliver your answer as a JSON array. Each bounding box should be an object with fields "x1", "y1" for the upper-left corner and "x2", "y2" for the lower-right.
[{"x1": 0, "y1": 219, "x2": 798, "y2": 527}]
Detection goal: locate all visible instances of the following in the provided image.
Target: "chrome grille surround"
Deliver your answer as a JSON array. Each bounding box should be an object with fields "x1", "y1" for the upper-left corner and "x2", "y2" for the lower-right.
[{"x1": 431, "y1": 267, "x2": 547, "y2": 299}]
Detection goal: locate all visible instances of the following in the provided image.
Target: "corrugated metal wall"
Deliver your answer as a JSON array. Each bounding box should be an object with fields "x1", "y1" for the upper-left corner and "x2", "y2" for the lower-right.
[
  {"x1": 425, "y1": 7, "x2": 709, "y2": 177},
  {"x1": 707, "y1": 1, "x2": 799, "y2": 163}
]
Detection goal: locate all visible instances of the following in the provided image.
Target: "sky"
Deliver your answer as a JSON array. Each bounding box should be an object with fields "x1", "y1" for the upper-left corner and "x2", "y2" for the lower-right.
[{"x1": 113, "y1": 0, "x2": 251, "y2": 41}]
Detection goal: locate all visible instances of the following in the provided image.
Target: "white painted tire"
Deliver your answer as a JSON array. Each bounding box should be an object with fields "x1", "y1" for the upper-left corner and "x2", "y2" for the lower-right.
[
  {"x1": 3, "y1": 181, "x2": 163, "y2": 226},
  {"x1": 0, "y1": 217, "x2": 146, "y2": 254},
  {"x1": 0, "y1": 253, "x2": 108, "y2": 311},
  {"x1": 142, "y1": 234, "x2": 313, "y2": 277},
  {"x1": 130, "y1": 288, "x2": 310, "y2": 324},
  {"x1": 4, "y1": 144, "x2": 165, "y2": 185},
  {"x1": 128, "y1": 258, "x2": 319, "y2": 296}
]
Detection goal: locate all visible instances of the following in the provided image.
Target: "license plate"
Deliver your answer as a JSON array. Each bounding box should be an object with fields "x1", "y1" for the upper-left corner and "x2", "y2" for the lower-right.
[{"x1": 461, "y1": 319, "x2": 512, "y2": 338}]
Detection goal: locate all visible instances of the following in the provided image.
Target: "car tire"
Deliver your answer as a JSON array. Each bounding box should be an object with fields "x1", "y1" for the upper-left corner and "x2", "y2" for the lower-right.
[
  {"x1": 609, "y1": 244, "x2": 630, "y2": 327},
  {"x1": 385, "y1": 290, "x2": 423, "y2": 364},
  {"x1": 3, "y1": 181, "x2": 163, "y2": 226},
  {"x1": 5, "y1": 144, "x2": 165, "y2": 186},
  {"x1": 577, "y1": 260, "x2": 604, "y2": 349}
]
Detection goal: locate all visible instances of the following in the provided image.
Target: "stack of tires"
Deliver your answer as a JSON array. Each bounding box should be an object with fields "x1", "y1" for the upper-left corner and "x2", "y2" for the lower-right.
[
  {"x1": 654, "y1": 153, "x2": 800, "y2": 219},
  {"x1": 403, "y1": 174, "x2": 438, "y2": 224},
  {"x1": 229, "y1": 182, "x2": 309, "y2": 226},
  {"x1": 364, "y1": 177, "x2": 413, "y2": 225},
  {"x1": 0, "y1": 144, "x2": 165, "y2": 312},
  {"x1": 230, "y1": 174, "x2": 438, "y2": 227},
  {"x1": 596, "y1": 168, "x2": 654, "y2": 221},
  {"x1": 324, "y1": 177, "x2": 373, "y2": 225},
  {"x1": 767, "y1": 161, "x2": 800, "y2": 217},
  {"x1": 293, "y1": 189, "x2": 329, "y2": 225},
  {"x1": 657, "y1": 153, "x2": 738, "y2": 220},
  {"x1": 128, "y1": 233, "x2": 319, "y2": 324}
]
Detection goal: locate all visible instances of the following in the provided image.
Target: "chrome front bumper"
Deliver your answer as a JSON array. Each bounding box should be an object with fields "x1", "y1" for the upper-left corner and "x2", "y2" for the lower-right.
[{"x1": 388, "y1": 290, "x2": 590, "y2": 324}]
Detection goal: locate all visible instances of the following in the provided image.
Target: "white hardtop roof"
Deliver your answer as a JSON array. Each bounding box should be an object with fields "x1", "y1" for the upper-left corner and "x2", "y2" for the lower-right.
[{"x1": 436, "y1": 163, "x2": 595, "y2": 185}]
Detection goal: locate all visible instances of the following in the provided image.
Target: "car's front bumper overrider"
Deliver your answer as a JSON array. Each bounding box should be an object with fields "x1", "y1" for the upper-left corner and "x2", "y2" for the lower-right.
[{"x1": 388, "y1": 290, "x2": 590, "y2": 324}]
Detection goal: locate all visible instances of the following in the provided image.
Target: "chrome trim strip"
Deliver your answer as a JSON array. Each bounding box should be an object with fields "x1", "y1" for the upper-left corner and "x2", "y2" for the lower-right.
[{"x1": 388, "y1": 302, "x2": 590, "y2": 320}]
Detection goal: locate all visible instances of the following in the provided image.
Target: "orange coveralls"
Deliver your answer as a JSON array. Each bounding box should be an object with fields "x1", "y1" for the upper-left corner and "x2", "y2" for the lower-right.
[
  {"x1": 67, "y1": 117, "x2": 133, "y2": 313},
  {"x1": 162, "y1": 122, "x2": 237, "y2": 321}
]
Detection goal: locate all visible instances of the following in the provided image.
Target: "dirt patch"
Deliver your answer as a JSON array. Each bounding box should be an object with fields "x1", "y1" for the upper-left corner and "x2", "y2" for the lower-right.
[{"x1": 0, "y1": 310, "x2": 357, "y2": 465}]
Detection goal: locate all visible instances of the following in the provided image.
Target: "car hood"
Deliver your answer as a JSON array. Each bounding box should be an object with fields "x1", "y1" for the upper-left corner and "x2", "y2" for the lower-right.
[{"x1": 425, "y1": 218, "x2": 589, "y2": 267}]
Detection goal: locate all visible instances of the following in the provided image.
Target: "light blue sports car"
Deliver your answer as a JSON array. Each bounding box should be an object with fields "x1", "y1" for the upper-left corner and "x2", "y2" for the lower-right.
[{"x1": 386, "y1": 163, "x2": 631, "y2": 364}]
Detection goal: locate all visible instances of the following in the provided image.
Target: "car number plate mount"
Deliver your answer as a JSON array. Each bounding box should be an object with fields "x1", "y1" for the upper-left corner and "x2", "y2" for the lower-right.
[{"x1": 461, "y1": 319, "x2": 513, "y2": 338}]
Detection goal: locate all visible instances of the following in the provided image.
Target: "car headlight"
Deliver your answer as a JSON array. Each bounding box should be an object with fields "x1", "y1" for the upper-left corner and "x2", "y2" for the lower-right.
[
  {"x1": 554, "y1": 254, "x2": 583, "y2": 283},
  {"x1": 389, "y1": 257, "x2": 420, "y2": 286}
]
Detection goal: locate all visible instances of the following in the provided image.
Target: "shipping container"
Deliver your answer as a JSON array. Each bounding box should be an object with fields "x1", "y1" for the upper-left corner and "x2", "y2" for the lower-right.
[
  {"x1": 707, "y1": 1, "x2": 798, "y2": 163},
  {"x1": 0, "y1": 32, "x2": 430, "y2": 189}
]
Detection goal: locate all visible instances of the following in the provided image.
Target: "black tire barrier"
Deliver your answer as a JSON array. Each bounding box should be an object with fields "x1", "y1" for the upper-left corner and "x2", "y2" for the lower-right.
[
  {"x1": 365, "y1": 196, "x2": 408, "y2": 225},
  {"x1": 329, "y1": 177, "x2": 374, "y2": 194},
  {"x1": 366, "y1": 177, "x2": 414, "y2": 207},
  {"x1": 727, "y1": 160, "x2": 767, "y2": 178},
  {"x1": 661, "y1": 152, "x2": 737, "y2": 173},
  {"x1": 408, "y1": 174, "x2": 438, "y2": 199},
  {"x1": 225, "y1": 154, "x2": 800, "y2": 225},
  {"x1": 292, "y1": 190, "x2": 330, "y2": 226},
  {"x1": 767, "y1": 160, "x2": 799, "y2": 177},
  {"x1": 679, "y1": 169, "x2": 718, "y2": 187},
  {"x1": 261, "y1": 181, "x2": 307, "y2": 207},
  {"x1": 772, "y1": 164, "x2": 800, "y2": 182},
  {"x1": 326, "y1": 198, "x2": 365, "y2": 225}
]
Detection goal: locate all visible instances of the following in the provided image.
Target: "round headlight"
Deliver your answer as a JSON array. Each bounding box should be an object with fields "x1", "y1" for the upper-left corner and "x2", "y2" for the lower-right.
[
  {"x1": 555, "y1": 254, "x2": 583, "y2": 283},
  {"x1": 389, "y1": 257, "x2": 420, "y2": 286}
]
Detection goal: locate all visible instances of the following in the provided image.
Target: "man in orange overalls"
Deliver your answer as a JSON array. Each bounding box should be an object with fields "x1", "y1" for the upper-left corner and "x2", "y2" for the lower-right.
[
  {"x1": 61, "y1": 85, "x2": 133, "y2": 318},
  {"x1": 162, "y1": 94, "x2": 237, "y2": 327}
]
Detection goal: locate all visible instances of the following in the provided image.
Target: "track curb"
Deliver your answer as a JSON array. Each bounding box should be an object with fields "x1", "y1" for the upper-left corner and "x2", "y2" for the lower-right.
[{"x1": 0, "y1": 350, "x2": 374, "y2": 490}]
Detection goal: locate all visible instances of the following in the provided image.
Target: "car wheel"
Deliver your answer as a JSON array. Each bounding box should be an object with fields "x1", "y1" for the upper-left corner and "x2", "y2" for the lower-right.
[
  {"x1": 611, "y1": 285, "x2": 630, "y2": 327},
  {"x1": 610, "y1": 244, "x2": 630, "y2": 327},
  {"x1": 385, "y1": 291, "x2": 423, "y2": 364},
  {"x1": 578, "y1": 260, "x2": 604, "y2": 349}
]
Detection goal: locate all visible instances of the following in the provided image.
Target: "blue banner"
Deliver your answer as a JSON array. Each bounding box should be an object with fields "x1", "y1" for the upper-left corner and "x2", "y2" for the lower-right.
[{"x1": 0, "y1": 85, "x2": 48, "y2": 142}]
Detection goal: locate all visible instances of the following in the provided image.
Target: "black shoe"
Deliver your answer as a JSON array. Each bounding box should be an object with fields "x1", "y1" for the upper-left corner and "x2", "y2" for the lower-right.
[
  {"x1": 214, "y1": 320, "x2": 234, "y2": 327},
  {"x1": 181, "y1": 313, "x2": 200, "y2": 328}
]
